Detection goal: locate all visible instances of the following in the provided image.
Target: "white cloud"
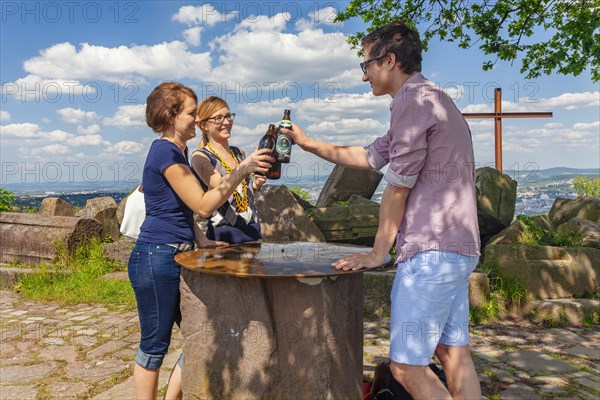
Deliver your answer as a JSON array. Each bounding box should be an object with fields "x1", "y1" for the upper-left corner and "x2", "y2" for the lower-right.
[
  {"x1": 26, "y1": 144, "x2": 70, "y2": 156},
  {"x1": 69, "y1": 134, "x2": 109, "y2": 147},
  {"x1": 23, "y1": 42, "x2": 212, "y2": 83},
  {"x1": 209, "y1": 20, "x2": 361, "y2": 88},
  {"x1": 544, "y1": 122, "x2": 563, "y2": 128},
  {"x1": 461, "y1": 91, "x2": 600, "y2": 113},
  {"x1": 573, "y1": 121, "x2": 600, "y2": 130},
  {"x1": 2, "y1": 123, "x2": 43, "y2": 138},
  {"x1": 172, "y1": 4, "x2": 237, "y2": 26},
  {"x1": 235, "y1": 12, "x2": 289, "y2": 32},
  {"x1": 57, "y1": 107, "x2": 99, "y2": 124},
  {"x1": 295, "y1": 7, "x2": 340, "y2": 31},
  {"x1": 103, "y1": 141, "x2": 147, "y2": 155},
  {"x1": 0, "y1": 111, "x2": 10, "y2": 122},
  {"x1": 183, "y1": 27, "x2": 203, "y2": 46},
  {"x1": 306, "y1": 118, "x2": 387, "y2": 145},
  {"x1": 77, "y1": 124, "x2": 101, "y2": 135},
  {"x1": 103, "y1": 105, "x2": 146, "y2": 128},
  {"x1": 1, "y1": 75, "x2": 92, "y2": 102}
]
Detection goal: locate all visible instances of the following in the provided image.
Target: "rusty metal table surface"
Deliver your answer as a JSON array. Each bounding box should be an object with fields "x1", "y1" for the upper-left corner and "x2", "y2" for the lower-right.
[{"x1": 175, "y1": 241, "x2": 389, "y2": 278}]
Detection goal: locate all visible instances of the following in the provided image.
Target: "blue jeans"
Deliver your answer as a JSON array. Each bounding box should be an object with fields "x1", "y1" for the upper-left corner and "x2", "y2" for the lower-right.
[{"x1": 128, "y1": 242, "x2": 182, "y2": 370}]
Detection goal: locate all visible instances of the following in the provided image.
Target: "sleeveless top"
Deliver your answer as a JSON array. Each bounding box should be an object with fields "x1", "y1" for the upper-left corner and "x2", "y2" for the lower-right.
[{"x1": 193, "y1": 146, "x2": 262, "y2": 243}]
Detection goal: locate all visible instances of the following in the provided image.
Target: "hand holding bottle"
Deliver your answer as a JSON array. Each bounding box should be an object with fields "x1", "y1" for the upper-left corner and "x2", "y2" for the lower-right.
[{"x1": 239, "y1": 148, "x2": 273, "y2": 176}]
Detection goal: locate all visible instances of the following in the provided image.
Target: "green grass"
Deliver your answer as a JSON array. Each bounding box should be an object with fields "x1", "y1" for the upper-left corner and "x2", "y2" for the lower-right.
[
  {"x1": 288, "y1": 186, "x2": 311, "y2": 201},
  {"x1": 14, "y1": 238, "x2": 135, "y2": 310},
  {"x1": 516, "y1": 214, "x2": 583, "y2": 247},
  {"x1": 470, "y1": 262, "x2": 529, "y2": 324}
]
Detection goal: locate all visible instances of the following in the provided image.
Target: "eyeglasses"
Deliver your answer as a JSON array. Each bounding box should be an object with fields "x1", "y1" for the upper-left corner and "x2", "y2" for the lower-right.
[
  {"x1": 204, "y1": 113, "x2": 236, "y2": 124},
  {"x1": 360, "y1": 55, "x2": 386, "y2": 74}
]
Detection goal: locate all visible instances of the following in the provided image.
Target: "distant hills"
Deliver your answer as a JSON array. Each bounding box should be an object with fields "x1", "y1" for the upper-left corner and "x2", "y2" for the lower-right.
[
  {"x1": 3, "y1": 167, "x2": 599, "y2": 214},
  {"x1": 505, "y1": 167, "x2": 599, "y2": 183}
]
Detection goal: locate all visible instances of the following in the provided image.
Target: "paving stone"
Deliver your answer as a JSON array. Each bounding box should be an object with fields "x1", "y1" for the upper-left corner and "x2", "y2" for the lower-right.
[
  {"x1": 87, "y1": 341, "x2": 128, "y2": 359},
  {"x1": 576, "y1": 389, "x2": 600, "y2": 400},
  {"x1": 0, "y1": 357, "x2": 37, "y2": 366},
  {"x1": 69, "y1": 315, "x2": 91, "y2": 321},
  {"x1": 540, "y1": 328, "x2": 582, "y2": 346},
  {"x1": 43, "y1": 338, "x2": 65, "y2": 345},
  {"x1": 490, "y1": 367, "x2": 517, "y2": 384},
  {"x1": 71, "y1": 335, "x2": 98, "y2": 347},
  {"x1": 576, "y1": 377, "x2": 600, "y2": 391},
  {"x1": 500, "y1": 383, "x2": 543, "y2": 400},
  {"x1": 499, "y1": 350, "x2": 578, "y2": 374},
  {"x1": 0, "y1": 385, "x2": 38, "y2": 399},
  {"x1": 562, "y1": 345, "x2": 600, "y2": 360},
  {"x1": 473, "y1": 351, "x2": 499, "y2": 364},
  {"x1": 46, "y1": 381, "x2": 91, "y2": 399},
  {"x1": 92, "y1": 376, "x2": 137, "y2": 400},
  {"x1": 10, "y1": 310, "x2": 28, "y2": 316},
  {"x1": 39, "y1": 344, "x2": 79, "y2": 362},
  {"x1": 65, "y1": 360, "x2": 129, "y2": 383},
  {"x1": 0, "y1": 362, "x2": 59, "y2": 383}
]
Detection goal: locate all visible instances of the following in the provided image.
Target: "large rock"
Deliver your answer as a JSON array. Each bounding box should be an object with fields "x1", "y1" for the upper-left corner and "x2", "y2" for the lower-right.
[
  {"x1": 469, "y1": 272, "x2": 491, "y2": 309},
  {"x1": 487, "y1": 219, "x2": 528, "y2": 246},
  {"x1": 485, "y1": 244, "x2": 600, "y2": 299},
  {"x1": 312, "y1": 195, "x2": 380, "y2": 246},
  {"x1": 549, "y1": 196, "x2": 600, "y2": 227},
  {"x1": 80, "y1": 197, "x2": 119, "y2": 241},
  {"x1": 254, "y1": 185, "x2": 325, "y2": 242},
  {"x1": 557, "y1": 218, "x2": 600, "y2": 249},
  {"x1": 316, "y1": 165, "x2": 383, "y2": 207},
  {"x1": 102, "y1": 238, "x2": 135, "y2": 268},
  {"x1": 475, "y1": 167, "x2": 517, "y2": 246},
  {"x1": 39, "y1": 197, "x2": 78, "y2": 217},
  {"x1": 0, "y1": 212, "x2": 103, "y2": 264}
]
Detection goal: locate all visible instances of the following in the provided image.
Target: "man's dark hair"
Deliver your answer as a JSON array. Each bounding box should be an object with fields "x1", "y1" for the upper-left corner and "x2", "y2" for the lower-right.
[{"x1": 362, "y1": 21, "x2": 423, "y2": 74}]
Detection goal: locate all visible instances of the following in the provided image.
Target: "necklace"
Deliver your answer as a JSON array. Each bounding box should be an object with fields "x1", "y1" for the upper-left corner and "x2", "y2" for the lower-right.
[{"x1": 205, "y1": 143, "x2": 249, "y2": 212}]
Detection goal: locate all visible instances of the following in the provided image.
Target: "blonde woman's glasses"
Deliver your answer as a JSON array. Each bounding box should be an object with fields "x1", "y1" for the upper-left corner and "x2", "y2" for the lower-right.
[{"x1": 204, "y1": 113, "x2": 236, "y2": 124}]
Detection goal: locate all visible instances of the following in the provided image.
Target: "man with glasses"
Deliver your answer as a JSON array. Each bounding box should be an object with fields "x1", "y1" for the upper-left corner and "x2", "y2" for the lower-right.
[{"x1": 285, "y1": 21, "x2": 481, "y2": 399}]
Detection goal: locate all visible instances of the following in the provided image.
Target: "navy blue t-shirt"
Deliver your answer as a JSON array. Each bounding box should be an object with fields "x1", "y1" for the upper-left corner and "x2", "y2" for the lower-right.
[{"x1": 138, "y1": 139, "x2": 194, "y2": 244}]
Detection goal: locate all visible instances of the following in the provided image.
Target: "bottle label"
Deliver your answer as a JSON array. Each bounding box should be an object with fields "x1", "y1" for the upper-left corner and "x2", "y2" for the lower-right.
[
  {"x1": 279, "y1": 120, "x2": 292, "y2": 130},
  {"x1": 276, "y1": 134, "x2": 291, "y2": 155}
]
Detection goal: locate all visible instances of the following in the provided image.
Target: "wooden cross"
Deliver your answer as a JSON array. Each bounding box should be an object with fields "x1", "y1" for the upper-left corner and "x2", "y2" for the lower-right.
[{"x1": 463, "y1": 88, "x2": 552, "y2": 171}]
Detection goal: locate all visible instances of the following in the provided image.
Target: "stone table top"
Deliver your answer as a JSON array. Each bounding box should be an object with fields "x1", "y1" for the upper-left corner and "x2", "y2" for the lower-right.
[{"x1": 175, "y1": 241, "x2": 389, "y2": 278}]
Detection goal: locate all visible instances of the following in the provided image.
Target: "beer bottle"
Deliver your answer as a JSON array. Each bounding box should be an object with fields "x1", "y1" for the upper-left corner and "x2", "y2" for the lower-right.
[
  {"x1": 256, "y1": 124, "x2": 277, "y2": 177},
  {"x1": 276, "y1": 109, "x2": 292, "y2": 163}
]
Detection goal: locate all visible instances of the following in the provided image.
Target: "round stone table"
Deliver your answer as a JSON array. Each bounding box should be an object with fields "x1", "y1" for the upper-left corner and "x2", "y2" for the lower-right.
[{"x1": 175, "y1": 241, "x2": 389, "y2": 400}]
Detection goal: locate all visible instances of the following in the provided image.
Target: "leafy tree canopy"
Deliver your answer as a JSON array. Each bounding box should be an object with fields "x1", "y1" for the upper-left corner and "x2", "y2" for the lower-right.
[
  {"x1": 0, "y1": 188, "x2": 15, "y2": 212},
  {"x1": 335, "y1": 0, "x2": 599, "y2": 81}
]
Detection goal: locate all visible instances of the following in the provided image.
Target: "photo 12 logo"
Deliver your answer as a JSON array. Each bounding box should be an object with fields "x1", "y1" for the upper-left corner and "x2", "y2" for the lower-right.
[{"x1": 1, "y1": 2, "x2": 139, "y2": 24}]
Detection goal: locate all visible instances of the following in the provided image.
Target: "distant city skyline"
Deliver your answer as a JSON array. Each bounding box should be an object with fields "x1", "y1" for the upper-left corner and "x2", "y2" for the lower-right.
[{"x1": 1, "y1": 1, "x2": 598, "y2": 184}]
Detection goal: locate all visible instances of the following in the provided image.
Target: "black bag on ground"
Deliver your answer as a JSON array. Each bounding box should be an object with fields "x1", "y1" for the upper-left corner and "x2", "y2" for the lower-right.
[{"x1": 371, "y1": 362, "x2": 447, "y2": 400}]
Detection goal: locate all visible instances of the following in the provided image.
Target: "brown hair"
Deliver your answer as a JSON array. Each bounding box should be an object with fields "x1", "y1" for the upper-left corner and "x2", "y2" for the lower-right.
[
  {"x1": 146, "y1": 82, "x2": 198, "y2": 133},
  {"x1": 196, "y1": 96, "x2": 229, "y2": 147},
  {"x1": 362, "y1": 21, "x2": 422, "y2": 74}
]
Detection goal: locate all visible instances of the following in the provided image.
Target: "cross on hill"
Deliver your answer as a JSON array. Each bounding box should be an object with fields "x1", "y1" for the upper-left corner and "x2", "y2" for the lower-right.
[{"x1": 463, "y1": 88, "x2": 552, "y2": 171}]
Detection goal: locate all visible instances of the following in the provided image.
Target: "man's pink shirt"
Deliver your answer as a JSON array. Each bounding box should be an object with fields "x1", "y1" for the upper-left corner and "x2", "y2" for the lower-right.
[{"x1": 365, "y1": 73, "x2": 481, "y2": 262}]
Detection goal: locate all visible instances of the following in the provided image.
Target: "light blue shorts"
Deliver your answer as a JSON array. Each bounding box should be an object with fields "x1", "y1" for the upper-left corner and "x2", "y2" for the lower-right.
[{"x1": 390, "y1": 250, "x2": 479, "y2": 366}]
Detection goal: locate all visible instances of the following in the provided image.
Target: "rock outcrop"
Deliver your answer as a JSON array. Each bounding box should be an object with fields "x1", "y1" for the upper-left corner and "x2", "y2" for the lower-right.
[{"x1": 316, "y1": 165, "x2": 383, "y2": 207}]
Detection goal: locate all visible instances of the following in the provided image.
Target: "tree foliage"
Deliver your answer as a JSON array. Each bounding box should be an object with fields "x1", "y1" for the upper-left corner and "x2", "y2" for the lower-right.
[
  {"x1": 335, "y1": 0, "x2": 600, "y2": 81},
  {"x1": 0, "y1": 188, "x2": 15, "y2": 212},
  {"x1": 573, "y1": 176, "x2": 600, "y2": 197}
]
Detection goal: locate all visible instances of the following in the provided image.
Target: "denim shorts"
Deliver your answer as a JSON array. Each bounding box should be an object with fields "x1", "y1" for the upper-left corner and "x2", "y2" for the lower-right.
[
  {"x1": 390, "y1": 250, "x2": 479, "y2": 366},
  {"x1": 128, "y1": 242, "x2": 182, "y2": 370}
]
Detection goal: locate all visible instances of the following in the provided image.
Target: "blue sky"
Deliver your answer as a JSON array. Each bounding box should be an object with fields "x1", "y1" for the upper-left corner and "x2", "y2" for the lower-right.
[{"x1": 1, "y1": 1, "x2": 598, "y2": 185}]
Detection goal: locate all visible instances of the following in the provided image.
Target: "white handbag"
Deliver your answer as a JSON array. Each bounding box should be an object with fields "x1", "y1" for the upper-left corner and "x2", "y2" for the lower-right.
[{"x1": 120, "y1": 185, "x2": 145, "y2": 240}]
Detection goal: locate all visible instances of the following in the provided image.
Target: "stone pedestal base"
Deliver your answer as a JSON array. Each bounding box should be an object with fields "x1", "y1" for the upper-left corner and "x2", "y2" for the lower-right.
[{"x1": 180, "y1": 270, "x2": 363, "y2": 400}]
